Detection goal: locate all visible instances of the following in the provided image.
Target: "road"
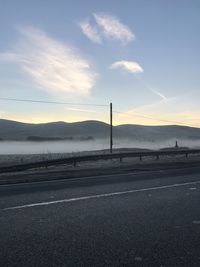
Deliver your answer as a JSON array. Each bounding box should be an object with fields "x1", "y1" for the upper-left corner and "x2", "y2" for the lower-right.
[{"x1": 1, "y1": 167, "x2": 200, "y2": 266}]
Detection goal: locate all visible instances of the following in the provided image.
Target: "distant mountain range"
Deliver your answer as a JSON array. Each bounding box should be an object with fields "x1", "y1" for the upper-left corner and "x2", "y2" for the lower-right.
[{"x1": 0, "y1": 119, "x2": 200, "y2": 141}]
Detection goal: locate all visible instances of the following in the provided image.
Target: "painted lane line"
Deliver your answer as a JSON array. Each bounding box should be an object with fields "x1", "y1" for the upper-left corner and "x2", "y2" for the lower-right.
[{"x1": 3, "y1": 180, "x2": 200, "y2": 211}]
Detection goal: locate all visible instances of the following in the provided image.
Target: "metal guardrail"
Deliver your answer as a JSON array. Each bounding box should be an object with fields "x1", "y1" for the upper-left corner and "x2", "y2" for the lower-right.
[{"x1": 0, "y1": 149, "x2": 200, "y2": 174}]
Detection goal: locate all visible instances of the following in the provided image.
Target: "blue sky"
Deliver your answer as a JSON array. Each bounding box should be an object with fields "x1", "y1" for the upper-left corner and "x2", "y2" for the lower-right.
[{"x1": 0, "y1": 0, "x2": 200, "y2": 126}]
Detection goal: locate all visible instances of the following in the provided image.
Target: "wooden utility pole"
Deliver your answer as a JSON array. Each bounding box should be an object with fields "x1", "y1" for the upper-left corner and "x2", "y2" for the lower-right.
[{"x1": 110, "y1": 102, "x2": 113, "y2": 153}]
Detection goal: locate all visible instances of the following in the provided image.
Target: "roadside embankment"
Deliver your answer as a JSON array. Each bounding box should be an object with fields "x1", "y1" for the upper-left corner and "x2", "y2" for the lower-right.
[{"x1": 0, "y1": 150, "x2": 200, "y2": 185}]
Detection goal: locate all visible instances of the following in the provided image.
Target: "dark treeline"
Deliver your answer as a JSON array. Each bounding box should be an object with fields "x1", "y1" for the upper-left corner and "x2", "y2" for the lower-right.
[{"x1": 26, "y1": 136, "x2": 94, "y2": 141}]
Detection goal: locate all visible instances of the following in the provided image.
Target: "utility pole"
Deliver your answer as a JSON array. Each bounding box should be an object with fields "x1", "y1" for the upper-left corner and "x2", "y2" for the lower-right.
[{"x1": 110, "y1": 102, "x2": 113, "y2": 153}]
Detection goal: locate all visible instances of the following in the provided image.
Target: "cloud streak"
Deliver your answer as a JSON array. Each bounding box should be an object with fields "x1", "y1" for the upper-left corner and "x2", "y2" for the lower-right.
[
  {"x1": 79, "y1": 20, "x2": 102, "y2": 44},
  {"x1": 80, "y1": 13, "x2": 135, "y2": 45},
  {"x1": 0, "y1": 26, "x2": 98, "y2": 97},
  {"x1": 115, "y1": 107, "x2": 200, "y2": 127},
  {"x1": 135, "y1": 77, "x2": 168, "y2": 101},
  {"x1": 66, "y1": 107, "x2": 97, "y2": 113},
  {"x1": 150, "y1": 88, "x2": 167, "y2": 101},
  {"x1": 94, "y1": 13, "x2": 135, "y2": 44},
  {"x1": 110, "y1": 60, "x2": 144, "y2": 74}
]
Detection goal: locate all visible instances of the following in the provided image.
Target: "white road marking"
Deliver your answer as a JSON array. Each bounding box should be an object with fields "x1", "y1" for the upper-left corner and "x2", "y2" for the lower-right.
[{"x1": 3, "y1": 180, "x2": 200, "y2": 211}]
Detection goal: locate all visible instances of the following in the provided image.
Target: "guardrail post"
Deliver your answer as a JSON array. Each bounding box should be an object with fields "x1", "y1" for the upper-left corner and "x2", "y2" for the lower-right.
[
  {"x1": 186, "y1": 153, "x2": 188, "y2": 158},
  {"x1": 156, "y1": 154, "x2": 159, "y2": 160},
  {"x1": 139, "y1": 155, "x2": 142, "y2": 161},
  {"x1": 120, "y1": 157, "x2": 122, "y2": 163},
  {"x1": 73, "y1": 161, "x2": 77, "y2": 167}
]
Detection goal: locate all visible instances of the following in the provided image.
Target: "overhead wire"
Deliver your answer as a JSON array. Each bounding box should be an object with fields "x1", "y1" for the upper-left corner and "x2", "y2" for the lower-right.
[
  {"x1": 0, "y1": 97, "x2": 108, "y2": 107},
  {"x1": 113, "y1": 110, "x2": 200, "y2": 128},
  {"x1": 0, "y1": 96, "x2": 199, "y2": 128}
]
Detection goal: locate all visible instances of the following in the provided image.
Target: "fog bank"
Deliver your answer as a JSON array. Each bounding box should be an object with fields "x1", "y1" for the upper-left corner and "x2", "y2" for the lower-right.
[{"x1": 0, "y1": 139, "x2": 200, "y2": 155}]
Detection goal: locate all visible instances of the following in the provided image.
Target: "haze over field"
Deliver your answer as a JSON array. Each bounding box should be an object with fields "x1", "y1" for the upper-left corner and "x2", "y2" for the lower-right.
[{"x1": 0, "y1": 139, "x2": 200, "y2": 155}]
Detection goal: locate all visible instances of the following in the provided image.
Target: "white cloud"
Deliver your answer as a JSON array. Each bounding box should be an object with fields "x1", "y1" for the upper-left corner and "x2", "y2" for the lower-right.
[
  {"x1": 110, "y1": 60, "x2": 143, "y2": 74},
  {"x1": 80, "y1": 13, "x2": 135, "y2": 45},
  {"x1": 79, "y1": 20, "x2": 102, "y2": 44},
  {"x1": 0, "y1": 26, "x2": 98, "y2": 97},
  {"x1": 93, "y1": 13, "x2": 135, "y2": 44}
]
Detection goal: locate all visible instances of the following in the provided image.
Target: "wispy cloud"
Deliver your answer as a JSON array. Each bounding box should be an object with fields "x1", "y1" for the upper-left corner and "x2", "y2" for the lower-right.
[
  {"x1": 135, "y1": 77, "x2": 168, "y2": 101},
  {"x1": 66, "y1": 107, "x2": 97, "y2": 113},
  {"x1": 94, "y1": 13, "x2": 135, "y2": 44},
  {"x1": 80, "y1": 13, "x2": 135, "y2": 45},
  {"x1": 79, "y1": 20, "x2": 102, "y2": 44},
  {"x1": 0, "y1": 26, "x2": 98, "y2": 97},
  {"x1": 110, "y1": 60, "x2": 143, "y2": 74},
  {"x1": 150, "y1": 88, "x2": 167, "y2": 101},
  {"x1": 127, "y1": 99, "x2": 170, "y2": 115},
  {"x1": 110, "y1": 60, "x2": 168, "y2": 102}
]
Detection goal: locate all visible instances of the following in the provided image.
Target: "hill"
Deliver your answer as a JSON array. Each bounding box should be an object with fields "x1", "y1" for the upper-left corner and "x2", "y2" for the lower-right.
[{"x1": 0, "y1": 119, "x2": 200, "y2": 141}]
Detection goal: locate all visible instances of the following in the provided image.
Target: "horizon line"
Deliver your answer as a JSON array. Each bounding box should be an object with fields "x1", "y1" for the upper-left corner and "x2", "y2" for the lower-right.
[{"x1": 0, "y1": 117, "x2": 199, "y2": 129}]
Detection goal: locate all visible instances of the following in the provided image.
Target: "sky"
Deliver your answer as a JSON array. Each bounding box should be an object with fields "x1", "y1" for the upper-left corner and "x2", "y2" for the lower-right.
[{"x1": 0, "y1": 0, "x2": 200, "y2": 126}]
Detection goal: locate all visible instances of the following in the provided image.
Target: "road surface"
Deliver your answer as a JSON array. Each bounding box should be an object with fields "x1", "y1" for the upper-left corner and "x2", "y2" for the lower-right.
[{"x1": 1, "y1": 167, "x2": 200, "y2": 266}]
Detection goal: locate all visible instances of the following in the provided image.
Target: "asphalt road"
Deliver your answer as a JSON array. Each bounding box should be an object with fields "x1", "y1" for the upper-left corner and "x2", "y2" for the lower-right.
[{"x1": 1, "y1": 167, "x2": 200, "y2": 266}]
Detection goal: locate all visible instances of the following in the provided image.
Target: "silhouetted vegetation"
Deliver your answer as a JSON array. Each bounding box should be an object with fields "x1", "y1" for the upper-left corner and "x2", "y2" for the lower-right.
[{"x1": 27, "y1": 136, "x2": 94, "y2": 141}]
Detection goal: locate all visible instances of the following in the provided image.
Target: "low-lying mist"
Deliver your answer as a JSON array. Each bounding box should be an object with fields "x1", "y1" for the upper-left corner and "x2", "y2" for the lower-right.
[{"x1": 0, "y1": 139, "x2": 200, "y2": 155}]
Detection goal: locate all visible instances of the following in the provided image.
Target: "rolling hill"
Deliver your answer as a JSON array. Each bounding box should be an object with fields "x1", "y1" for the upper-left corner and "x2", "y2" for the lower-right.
[{"x1": 0, "y1": 119, "x2": 200, "y2": 141}]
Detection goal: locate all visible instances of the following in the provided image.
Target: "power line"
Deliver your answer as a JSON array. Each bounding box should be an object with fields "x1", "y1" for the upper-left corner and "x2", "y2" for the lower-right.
[
  {"x1": 0, "y1": 97, "x2": 108, "y2": 107},
  {"x1": 113, "y1": 110, "x2": 200, "y2": 128},
  {"x1": 0, "y1": 97, "x2": 198, "y2": 128}
]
